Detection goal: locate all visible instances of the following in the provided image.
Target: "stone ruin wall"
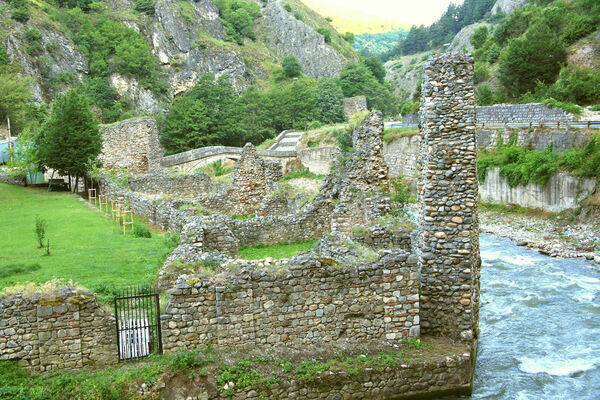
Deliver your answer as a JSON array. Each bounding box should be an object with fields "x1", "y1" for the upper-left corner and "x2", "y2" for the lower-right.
[
  {"x1": 417, "y1": 53, "x2": 481, "y2": 341},
  {"x1": 125, "y1": 170, "x2": 223, "y2": 198},
  {"x1": 343, "y1": 95, "x2": 368, "y2": 119},
  {"x1": 98, "y1": 118, "x2": 164, "y2": 174},
  {"x1": 1, "y1": 55, "x2": 480, "y2": 379},
  {"x1": 0, "y1": 288, "x2": 117, "y2": 372},
  {"x1": 162, "y1": 253, "x2": 419, "y2": 352}
]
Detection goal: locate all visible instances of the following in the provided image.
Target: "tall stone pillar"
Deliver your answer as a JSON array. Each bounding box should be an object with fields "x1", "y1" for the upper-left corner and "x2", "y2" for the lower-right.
[{"x1": 417, "y1": 53, "x2": 480, "y2": 341}]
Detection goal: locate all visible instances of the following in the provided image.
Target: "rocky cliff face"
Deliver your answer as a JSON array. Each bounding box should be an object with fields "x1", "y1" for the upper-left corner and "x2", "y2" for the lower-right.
[
  {"x1": 262, "y1": 0, "x2": 346, "y2": 78},
  {"x1": 491, "y1": 0, "x2": 529, "y2": 15},
  {"x1": 1, "y1": 0, "x2": 354, "y2": 114}
]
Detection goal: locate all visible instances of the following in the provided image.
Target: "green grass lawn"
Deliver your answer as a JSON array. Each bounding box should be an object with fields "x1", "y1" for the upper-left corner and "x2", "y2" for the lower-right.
[
  {"x1": 238, "y1": 239, "x2": 317, "y2": 260},
  {"x1": 0, "y1": 184, "x2": 175, "y2": 302}
]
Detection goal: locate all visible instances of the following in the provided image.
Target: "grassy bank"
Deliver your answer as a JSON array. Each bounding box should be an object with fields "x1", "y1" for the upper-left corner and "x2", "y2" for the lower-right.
[
  {"x1": 0, "y1": 184, "x2": 174, "y2": 302},
  {"x1": 238, "y1": 239, "x2": 318, "y2": 260},
  {"x1": 0, "y1": 337, "x2": 460, "y2": 400}
]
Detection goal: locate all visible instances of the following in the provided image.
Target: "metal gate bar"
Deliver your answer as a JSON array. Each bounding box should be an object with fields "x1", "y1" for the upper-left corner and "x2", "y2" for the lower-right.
[{"x1": 114, "y1": 286, "x2": 162, "y2": 361}]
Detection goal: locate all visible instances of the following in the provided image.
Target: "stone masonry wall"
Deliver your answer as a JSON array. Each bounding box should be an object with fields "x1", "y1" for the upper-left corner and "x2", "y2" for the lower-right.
[
  {"x1": 0, "y1": 288, "x2": 117, "y2": 371},
  {"x1": 166, "y1": 352, "x2": 473, "y2": 400},
  {"x1": 476, "y1": 103, "x2": 574, "y2": 123},
  {"x1": 417, "y1": 53, "x2": 481, "y2": 341},
  {"x1": 477, "y1": 127, "x2": 592, "y2": 152},
  {"x1": 161, "y1": 252, "x2": 419, "y2": 352},
  {"x1": 126, "y1": 170, "x2": 223, "y2": 198},
  {"x1": 343, "y1": 96, "x2": 368, "y2": 118},
  {"x1": 99, "y1": 118, "x2": 163, "y2": 173}
]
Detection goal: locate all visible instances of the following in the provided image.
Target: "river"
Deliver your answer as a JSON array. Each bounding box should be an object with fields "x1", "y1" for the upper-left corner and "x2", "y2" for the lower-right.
[{"x1": 451, "y1": 233, "x2": 600, "y2": 399}]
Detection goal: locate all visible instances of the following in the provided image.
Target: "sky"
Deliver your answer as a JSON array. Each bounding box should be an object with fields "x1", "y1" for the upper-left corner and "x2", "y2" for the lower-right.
[{"x1": 303, "y1": 0, "x2": 466, "y2": 28}]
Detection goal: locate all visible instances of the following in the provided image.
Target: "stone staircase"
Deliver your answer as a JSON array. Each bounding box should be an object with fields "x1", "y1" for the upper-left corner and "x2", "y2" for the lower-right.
[{"x1": 269, "y1": 130, "x2": 303, "y2": 151}]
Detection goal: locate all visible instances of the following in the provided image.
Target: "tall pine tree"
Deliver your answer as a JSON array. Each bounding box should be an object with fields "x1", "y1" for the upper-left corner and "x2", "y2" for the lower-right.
[{"x1": 37, "y1": 88, "x2": 102, "y2": 183}]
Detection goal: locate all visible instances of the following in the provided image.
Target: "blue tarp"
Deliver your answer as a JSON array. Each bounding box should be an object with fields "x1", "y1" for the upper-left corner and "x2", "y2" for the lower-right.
[{"x1": 0, "y1": 141, "x2": 12, "y2": 164}]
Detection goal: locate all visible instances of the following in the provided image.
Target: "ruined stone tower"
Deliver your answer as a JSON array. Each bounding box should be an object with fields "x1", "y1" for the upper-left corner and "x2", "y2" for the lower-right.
[{"x1": 417, "y1": 53, "x2": 481, "y2": 341}]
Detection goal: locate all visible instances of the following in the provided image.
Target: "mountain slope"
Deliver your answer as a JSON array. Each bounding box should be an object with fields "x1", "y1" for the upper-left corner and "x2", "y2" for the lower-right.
[{"x1": 0, "y1": 0, "x2": 356, "y2": 120}]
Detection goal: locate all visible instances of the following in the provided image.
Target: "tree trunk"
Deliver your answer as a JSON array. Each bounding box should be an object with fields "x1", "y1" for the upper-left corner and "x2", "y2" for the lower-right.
[
  {"x1": 48, "y1": 170, "x2": 55, "y2": 192},
  {"x1": 6, "y1": 115, "x2": 12, "y2": 163},
  {"x1": 74, "y1": 176, "x2": 79, "y2": 193},
  {"x1": 68, "y1": 175, "x2": 72, "y2": 192}
]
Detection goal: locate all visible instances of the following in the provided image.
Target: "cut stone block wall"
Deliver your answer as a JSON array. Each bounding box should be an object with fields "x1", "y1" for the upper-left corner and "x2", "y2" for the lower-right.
[
  {"x1": 161, "y1": 252, "x2": 419, "y2": 352},
  {"x1": 0, "y1": 288, "x2": 117, "y2": 371},
  {"x1": 417, "y1": 53, "x2": 481, "y2": 341},
  {"x1": 476, "y1": 103, "x2": 574, "y2": 123}
]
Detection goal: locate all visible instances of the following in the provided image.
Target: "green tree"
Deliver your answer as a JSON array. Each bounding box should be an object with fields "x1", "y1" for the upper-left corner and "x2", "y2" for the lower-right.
[
  {"x1": 498, "y1": 22, "x2": 566, "y2": 97},
  {"x1": 313, "y1": 78, "x2": 344, "y2": 124},
  {"x1": 0, "y1": 72, "x2": 32, "y2": 135},
  {"x1": 37, "y1": 88, "x2": 102, "y2": 184},
  {"x1": 342, "y1": 32, "x2": 354, "y2": 44},
  {"x1": 470, "y1": 26, "x2": 488, "y2": 49},
  {"x1": 161, "y1": 75, "x2": 241, "y2": 154},
  {"x1": 4, "y1": 128, "x2": 40, "y2": 184},
  {"x1": 271, "y1": 80, "x2": 316, "y2": 130},
  {"x1": 363, "y1": 57, "x2": 386, "y2": 84},
  {"x1": 236, "y1": 86, "x2": 276, "y2": 145},
  {"x1": 316, "y1": 27, "x2": 332, "y2": 43},
  {"x1": 339, "y1": 62, "x2": 397, "y2": 115},
  {"x1": 282, "y1": 55, "x2": 302, "y2": 78}
]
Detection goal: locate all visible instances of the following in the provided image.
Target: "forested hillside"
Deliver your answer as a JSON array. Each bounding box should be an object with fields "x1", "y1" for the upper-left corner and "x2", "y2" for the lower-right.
[
  {"x1": 381, "y1": 0, "x2": 496, "y2": 61},
  {"x1": 353, "y1": 29, "x2": 407, "y2": 58},
  {"x1": 384, "y1": 0, "x2": 600, "y2": 112},
  {"x1": 1, "y1": 0, "x2": 405, "y2": 157}
]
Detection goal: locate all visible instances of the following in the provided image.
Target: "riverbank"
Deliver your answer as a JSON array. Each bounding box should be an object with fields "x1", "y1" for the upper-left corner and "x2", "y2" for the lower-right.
[{"x1": 479, "y1": 204, "x2": 600, "y2": 266}]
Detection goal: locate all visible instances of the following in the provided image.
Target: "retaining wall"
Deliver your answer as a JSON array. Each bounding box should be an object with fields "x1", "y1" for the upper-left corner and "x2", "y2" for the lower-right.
[
  {"x1": 477, "y1": 127, "x2": 592, "y2": 151},
  {"x1": 161, "y1": 253, "x2": 419, "y2": 352},
  {"x1": 383, "y1": 136, "x2": 420, "y2": 179},
  {"x1": 480, "y1": 168, "x2": 597, "y2": 212},
  {"x1": 476, "y1": 103, "x2": 574, "y2": 123},
  {"x1": 167, "y1": 352, "x2": 473, "y2": 400}
]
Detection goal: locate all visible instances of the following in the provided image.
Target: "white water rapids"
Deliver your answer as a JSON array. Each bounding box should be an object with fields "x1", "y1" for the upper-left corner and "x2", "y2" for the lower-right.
[{"x1": 449, "y1": 233, "x2": 600, "y2": 399}]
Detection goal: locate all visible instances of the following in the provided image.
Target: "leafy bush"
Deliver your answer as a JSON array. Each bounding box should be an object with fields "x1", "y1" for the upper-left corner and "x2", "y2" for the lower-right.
[
  {"x1": 390, "y1": 177, "x2": 412, "y2": 213},
  {"x1": 214, "y1": 0, "x2": 262, "y2": 44},
  {"x1": 11, "y1": 7, "x2": 29, "y2": 22},
  {"x1": 134, "y1": 0, "x2": 155, "y2": 15},
  {"x1": 316, "y1": 27, "x2": 331, "y2": 43},
  {"x1": 168, "y1": 347, "x2": 214, "y2": 371},
  {"x1": 542, "y1": 98, "x2": 582, "y2": 116},
  {"x1": 306, "y1": 121, "x2": 324, "y2": 131},
  {"x1": 475, "y1": 84, "x2": 494, "y2": 106},
  {"x1": 0, "y1": 45, "x2": 9, "y2": 65},
  {"x1": 282, "y1": 55, "x2": 302, "y2": 78},
  {"x1": 471, "y1": 26, "x2": 488, "y2": 49},
  {"x1": 134, "y1": 224, "x2": 152, "y2": 238},
  {"x1": 163, "y1": 233, "x2": 181, "y2": 250},
  {"x1": 473, "y1": 62, "x2": 490, "y2": 84}
]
